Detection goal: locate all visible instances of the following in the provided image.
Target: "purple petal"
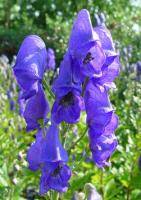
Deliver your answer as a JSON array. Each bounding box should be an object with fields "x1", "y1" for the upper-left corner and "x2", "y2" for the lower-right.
[
  {"x1": 42, "y1": 125, "x2": 68, "y2": 162},
  {"x1": 89, "y1": 113, "x2": 118, "y2": 168},
  {"x1": 27, "y1": 129, "x2": 45, "y2": 171},
  {"x1": 69, "y1": 9, "x2": 99, "y2": 53},
  {"x1": 52, "y1": 52, "x2": 82, "y2": 97},
  {"x1": 13, "y1": 35, "x2": 47, "y2": 99},
  {"x1": 40, "y1": 162, "x2": 71, "y2": 194},
  {"x1": 94, "y1": 26, "x2": 115, "y2": 51},
  {"x1": 24, "y1": 84, "x2": 49, "y2": 131},
  {"x1": 51, "y1": 91, "x2": 83, "y2": 124},
  {"x1": 84, "y1": 79, "x2": 113, "y2": 132}
]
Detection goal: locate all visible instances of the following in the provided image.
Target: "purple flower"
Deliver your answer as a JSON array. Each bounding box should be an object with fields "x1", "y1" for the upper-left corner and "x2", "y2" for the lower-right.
[
  {"x1": 40, "y1": 162, "x2": 71, "y2": 194},
  {"x1": 52, "y1": 52, "x2": 82, "y2": 97},
  {"x1": 84, "y1": 79, "x2": 113, "y2": 132},
  {"x1": 13, "y1": 35, "x2": 48, "y2": 100},
  {"x1": 47, "y1": 48, "x2": 56, "y2": 70},
  {"x1": 27, "y1": 129, "x2": 45, "y2": 171},
  {"x1": 68, "y1": 9, "x2": 105, "y2": 78},
  {"x1": 24, "y1": 84, "x2": 49, "y2": 131},
  {"x1": 51, "y1": 91, "x2": 84, "y2": 124},
  {"x1": 89, "y1": 113, "x2": 118, "y2": 168},
  {"x1": 27, "y1": 125, "x2": 71, "y2": 194}
]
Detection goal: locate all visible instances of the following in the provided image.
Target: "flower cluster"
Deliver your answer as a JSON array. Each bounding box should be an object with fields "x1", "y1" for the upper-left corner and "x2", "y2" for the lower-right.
[
  {"x1": 13, "y1": 9, "x2": 120, "y2": 195},
  {"x1": 52, "y1": 9, "x2": 120, "y2": 168}
]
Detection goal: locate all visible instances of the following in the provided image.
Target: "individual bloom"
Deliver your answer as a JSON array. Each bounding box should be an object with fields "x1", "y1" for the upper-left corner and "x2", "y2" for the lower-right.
[
  {"x1": 89, "y1": 113, "x2": 118, "y2": 168},
  {"x1": 51, "y1": 91, "x2": 84, "y2": 124},
  {"x1": 27, "y1": 125, "x2": 68, "y2": 170},
  {"x1": 24, "y1": 84, "x2": 49, "y2": 131},
  {"x1": 40, "y1": 162, "x2": 71, "y2": 194},
  {"x1": 84, "y1": 79, "x2": 113, "y2": 134},
  {"x1": 13, "y1": 35, "x2": 48, "y2": 100},
  {"x1": 47, "y1": 48, "x2": 56, "y2": 70},
  {"x1": 18, "y1": 91, "x2": 25, "y2": 116},
  {"x1": 73, "y1": 41, "x2": 105, "y2": 77},
  {"x1": 52, "y1": 52, "x2": 82, "y2": 97},
  {"x1": 68, "y1": 9, "x2": 105, "y2": 77},
  {"x1": 41, "y1": 125, "x2": 70, "y2": 194}
]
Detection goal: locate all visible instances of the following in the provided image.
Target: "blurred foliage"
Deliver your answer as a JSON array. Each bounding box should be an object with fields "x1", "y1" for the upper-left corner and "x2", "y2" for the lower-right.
[{"x1": 0, "y1": 0, "x2": 141, "y2": 199}]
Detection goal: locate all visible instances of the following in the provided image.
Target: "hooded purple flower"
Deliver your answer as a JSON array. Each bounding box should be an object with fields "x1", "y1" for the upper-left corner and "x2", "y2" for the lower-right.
[
  {"x1": 68, "y1": 9, "x2": 105, "y2": 78},
  {"x1": 52, "y1": 52, "x2": 83, "y2": 124},
  {"x1": 27, "y1": 125, "x2": 71, "y2": 194},
  {"x1": 84, "y1": 79, "x2": 113, "y2": 133},
  {"x1": 24, "y1": 84, "x2": 49, "y2": 131},
  {"x1": 52, "y1": 52, "x2": 82, "y2": 97},
  {"x1": 89, "y1": 113, "x2": 118, "y2": 168},
  {"x1": 13, "y1": 35, "x2": 48, "y2": 100},
  {"x1": 51, "y1": 90, "x2": 84, "y2": 124},
  {"x1": 47, "y1": 48, "x2": 56, "y2": 70}
]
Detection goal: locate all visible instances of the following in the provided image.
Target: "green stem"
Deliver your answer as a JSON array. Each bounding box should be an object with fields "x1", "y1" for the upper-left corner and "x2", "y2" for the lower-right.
[
  {"x1": 82, "y1": 77, "x2": 89, "y2": 96},
  {"x1": 43, "y1": 79, "x2": 55, "y2": 99},
  {"x1": 68, "y1": 126, "x2": 88, "y2": 151}
]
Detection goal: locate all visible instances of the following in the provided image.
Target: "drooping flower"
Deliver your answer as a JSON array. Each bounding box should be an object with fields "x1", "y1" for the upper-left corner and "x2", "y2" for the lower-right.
[
  {"x1": 40, "y1": 162, "x2": 71, "y2": 194},
  {"x1": 51, "y1": 90, "x2": 84, "y2": 124},
  {"x1": 84, "y1": 74, "x2": 118, "y2": 167},
  {"x1": 84, "y1": 79, "x2": 113, "y2": 133},
  {"x1": 24, "y1": 84, "x2": 49, "y2": 131},
  {"x1": 52, "y1": 52, "x2": 83, "y2": 124},
  {"x1": 13, "y1": 35, "x2": 48, "y2": 100},
  {"x1": 89, "y1": 113, "x2": 118, "y2": 168},
  {"x1": 27, "y1": 125, "x2": 71, "y2": 194},
  {"x1": 46, "y1": 48, "x2": 56, "y2": 70},
  {"x1": 68, "y1": 9, "x2": 105, "y2": 78}
]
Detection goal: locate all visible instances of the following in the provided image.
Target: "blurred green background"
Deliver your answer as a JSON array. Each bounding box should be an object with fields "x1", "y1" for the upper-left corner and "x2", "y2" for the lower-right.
[{"x1": 0, "y1": 0, "x2": 141, "y2": 199}]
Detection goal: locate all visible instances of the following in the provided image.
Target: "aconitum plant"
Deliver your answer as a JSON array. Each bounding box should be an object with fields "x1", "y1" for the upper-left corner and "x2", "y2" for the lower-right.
[{"x1": 13, "y1": 9, "x2": 120, "y2": 198}]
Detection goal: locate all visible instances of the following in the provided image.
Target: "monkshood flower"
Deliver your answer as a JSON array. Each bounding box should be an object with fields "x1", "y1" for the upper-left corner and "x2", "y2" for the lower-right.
[
  {"x1": 27, "y1": 125, "x2": 71, "y2": 194},
  {"x1": 84, "y1": 73, "x2": 119, "y2": 167},
  {"x1": 84, "y1": 80, "x2": 113, "y2": 132},
  {"x1": 52, "y1": 52, "x2": 83, "y2": 124},
  {"x1": 51, "y1": 90, "x2": 83, "y2": 124},
  {"x1": 52, "y1": 52, "x2": 82, "y2": 97},
  {"x1": 47, "y1": 48, "x2": 56, "y2": 70},
  {"x1": 13, "y1": 35, "x2": 48, "y2": 100},
  {"x1": 68, "y1": 9, "x2": 106, "y2": 79},
  {"x1": 24, "y1": 84, "x2": 49, "y2": 131},
  {"x1": 89, "y1": 113, "x2": 118, "y2": 168}
]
